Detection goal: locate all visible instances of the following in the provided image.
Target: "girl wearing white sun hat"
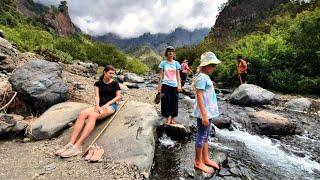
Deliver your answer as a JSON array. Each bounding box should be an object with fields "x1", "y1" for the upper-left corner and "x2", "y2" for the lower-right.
[{"x1": 192, "y1": 51, "x2": 221, "y2": 174}]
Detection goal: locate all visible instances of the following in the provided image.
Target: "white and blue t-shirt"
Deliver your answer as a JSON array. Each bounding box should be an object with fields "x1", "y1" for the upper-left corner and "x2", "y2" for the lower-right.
[
  {"x1": 159, "y1": 60, "x2": 181, "y2": 87},
  {"x1": 193, "y1": 73, "x2": 219, "y2": 119}
]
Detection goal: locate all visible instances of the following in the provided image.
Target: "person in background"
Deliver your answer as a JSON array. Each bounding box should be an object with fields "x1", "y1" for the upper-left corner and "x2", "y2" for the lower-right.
[
  {"x1": 180, "y1": 58, "x2": 193, "y2": 87},
  {"x1": 55, "y1": 65, "x2": 121, "y2": 158},
  {"x1": 236, "y1": 55, "x2": 248, "y2": 84},
  {"x1": 193, "y1": 52, "x2": 221, "y2": 174},
  {"x1": 157, "y1": 46, "x2": 181, "y2": 125}
]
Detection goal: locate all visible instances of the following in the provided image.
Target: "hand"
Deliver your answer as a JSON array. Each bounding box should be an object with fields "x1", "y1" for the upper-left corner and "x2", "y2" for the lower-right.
[
  {"x1": 202, "y1": 117, "x2": 209, "y2": 126},
  {"x1": 177, "y1": 87, "x2": 182, "y2": 93},
  {"x1": 157, "y1": 86, "x2": 161, "y2": 93},
  {"x1": 94, "y1": 105, "x2": 100, "y2": 113}
]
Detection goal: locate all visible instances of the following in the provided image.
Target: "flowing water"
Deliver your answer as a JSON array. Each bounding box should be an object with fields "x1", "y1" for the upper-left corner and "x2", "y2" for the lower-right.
[{"x1": 151, "y1": 94, "x2": 320, "y2": 179}]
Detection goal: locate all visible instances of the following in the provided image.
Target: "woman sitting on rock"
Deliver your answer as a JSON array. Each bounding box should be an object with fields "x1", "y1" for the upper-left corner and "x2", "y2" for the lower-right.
[{"x1": 56, "y1": 65, "x2": 121, "y2": 158}]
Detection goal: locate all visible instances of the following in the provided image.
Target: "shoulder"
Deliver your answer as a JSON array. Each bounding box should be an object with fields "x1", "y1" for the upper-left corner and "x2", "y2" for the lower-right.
[
  {"x1": 159, "y1": 60, "x2": 166, "y2": 67},
  {"x1": 94, "y1": 80, "x2": 101, "y2": 87}
]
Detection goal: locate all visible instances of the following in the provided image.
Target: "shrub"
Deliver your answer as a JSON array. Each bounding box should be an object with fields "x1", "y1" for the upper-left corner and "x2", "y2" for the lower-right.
[
  {"x1": 268, "y1": 69, "x2": 300, "y2": 93},
  {"x1": 125, "y1": 57, "x2": 149, "y2": 75}
]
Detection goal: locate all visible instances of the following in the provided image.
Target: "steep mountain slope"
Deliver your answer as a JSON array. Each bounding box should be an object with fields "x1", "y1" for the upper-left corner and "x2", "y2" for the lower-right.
[
  {"x1": 93, "y1": 27, "x2": 210, "y2": 52},
  {"x1": 15, "y1": 0, "x2": 79, "y2": 36}
]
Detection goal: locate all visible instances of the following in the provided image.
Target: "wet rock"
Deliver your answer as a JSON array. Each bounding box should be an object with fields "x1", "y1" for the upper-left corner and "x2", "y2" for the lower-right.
[
  {"x1": 212, "y1": 117, "x2": 231, "y2": 129},
  {"x1": 284, "y1": 98, "x2": 311, "y2": 112},
  {"x1": 30, "y1": 102, "x2": 91, "y2": 140},
  {"x1": 158, "y1": 123, "x2": 191, "y2": 140},
  {"x1": 9, "y1": 60, "x2": 68, "y2": 112},
  {"x1": 248, "y1": 111, "x2": 297, "y2": 136},
  {"x1": 229, "y1": 84, "x2": 275, "y2": 106}
]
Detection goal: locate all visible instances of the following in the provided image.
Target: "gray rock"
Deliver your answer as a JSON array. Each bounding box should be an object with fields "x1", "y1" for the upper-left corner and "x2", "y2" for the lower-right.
[
  {"x1": 0, "y1": 52, "x2": 6, "y2": 61},
  {"x1": 125, "y1": 82, "x2": 140, "y2": 89},
  {"x1": 284, "y1": 98, "x2": 311, "y2": 112},
  {"x1": 9, "y1": 60, "x2": 68, "y2": 112},
  {"x1": 230, "y1": 84, "x2": 275, "y2": 106},
  {"x1": 0, "y1": 115, "x2": 16, "y2": 135},
  {"x1": 30, "y1": 102, "x2": 91, "y2": 140},
  {"x1": 124, "y1": 73, "x2": 144, "y2": 83},
  {"x1": 248, "y1": 111, "x2": 296, "y2": 136},
  {"x1": 96, "y1": 101, "x2": 159, "y2": 175}
]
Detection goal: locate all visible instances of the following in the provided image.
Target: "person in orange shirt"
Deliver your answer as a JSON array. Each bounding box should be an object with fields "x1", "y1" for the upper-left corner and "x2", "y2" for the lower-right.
[{"x1": 236, "y1": 56, "x2": 248, "y2": 84}]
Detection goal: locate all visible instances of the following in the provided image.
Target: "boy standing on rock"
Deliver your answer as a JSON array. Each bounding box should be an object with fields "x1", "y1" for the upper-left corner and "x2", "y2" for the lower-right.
[{"x1": 192, "y1": 52, "x2": 220, "y2": 174}]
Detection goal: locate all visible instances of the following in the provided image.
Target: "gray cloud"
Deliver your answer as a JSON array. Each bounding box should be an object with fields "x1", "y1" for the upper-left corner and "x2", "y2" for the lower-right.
[{"x1": 33, "y1": 0, "x2": 227, "y2": 38}]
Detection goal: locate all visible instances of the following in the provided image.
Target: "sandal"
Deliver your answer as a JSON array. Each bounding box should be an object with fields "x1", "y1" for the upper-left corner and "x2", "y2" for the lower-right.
[
  {"x1": 89, "y1": 146, "x2": 104, "y2": 162},
  {"x1": 85, "y1": 145, "x2": 96, "y2": 161}
]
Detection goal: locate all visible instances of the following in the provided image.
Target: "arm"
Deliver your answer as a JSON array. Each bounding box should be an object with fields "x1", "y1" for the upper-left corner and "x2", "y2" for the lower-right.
[
  {"x1": 196, "y1": 89, "x2": 209, "y2": 126},
  {"x1": 94, "y1": 86, "x2": 100, "y2": 113},
  {"x1": 157, "y1": 69, "x2": 164, "y2": 93},
  {"x1": 176, "y1": 70, "x2": 182, "y2": 92}
]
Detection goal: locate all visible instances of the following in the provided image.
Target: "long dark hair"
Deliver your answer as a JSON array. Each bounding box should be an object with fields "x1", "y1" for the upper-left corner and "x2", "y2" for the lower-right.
[{"x1": 99, "y1": 65, "x2": 115, "y2": 81}]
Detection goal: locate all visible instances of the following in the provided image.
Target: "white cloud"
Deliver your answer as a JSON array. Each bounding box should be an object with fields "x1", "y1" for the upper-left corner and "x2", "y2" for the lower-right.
[{"x1": 33, "y1": 0, "x2": 227, "y2": 38}]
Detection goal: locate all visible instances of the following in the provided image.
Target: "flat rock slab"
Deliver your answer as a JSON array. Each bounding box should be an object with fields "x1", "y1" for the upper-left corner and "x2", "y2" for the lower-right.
[{"x1": 30, "y1": 102, "x2": 91, "y2": 140}]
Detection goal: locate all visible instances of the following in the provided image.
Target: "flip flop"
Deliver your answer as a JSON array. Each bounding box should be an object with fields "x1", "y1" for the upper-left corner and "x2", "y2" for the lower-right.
[{"x1": 89, "y1": 146, "x2": 104, "y2": 162}]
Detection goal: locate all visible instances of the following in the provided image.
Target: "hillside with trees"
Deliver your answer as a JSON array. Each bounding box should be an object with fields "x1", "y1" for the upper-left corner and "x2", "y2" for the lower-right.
[
  {"x1": 0, "y1": 0, "x2": 148, "y2": 74},
  {"x1": 175, "y1": 0, "x2": 320, "y2": 95}
]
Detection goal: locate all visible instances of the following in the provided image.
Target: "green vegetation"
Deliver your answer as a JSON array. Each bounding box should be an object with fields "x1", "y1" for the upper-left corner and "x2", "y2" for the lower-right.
[
  {"x1": 176, "y1": 1, "x2": 320, "y2": 95},
  {"x1": 0, "y1": 0, "x2": 149, "y2": 74}
]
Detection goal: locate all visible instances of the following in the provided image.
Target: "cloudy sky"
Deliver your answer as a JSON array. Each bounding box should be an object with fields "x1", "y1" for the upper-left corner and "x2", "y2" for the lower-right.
[{"x1": 34, "y1": 0, "x2": 228, "y2": 38}]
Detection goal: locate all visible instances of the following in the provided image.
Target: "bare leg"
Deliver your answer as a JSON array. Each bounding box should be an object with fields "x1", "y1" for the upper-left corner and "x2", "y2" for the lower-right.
[
  {"x1": 202, "y1": 143, "x2": 219, "y2": 169},
  {"x1": 69, "y1": 107, "x2": 92, "y2": 144},
  {"x1": 165, "y1": 116, "x2": 171, "y2": 124},
  {"x1": 74, "y1": 107, "x2": 115, "y2": 146},
  {"x1": 194, "y1": 146, "x2": 212, "y2": 174}
]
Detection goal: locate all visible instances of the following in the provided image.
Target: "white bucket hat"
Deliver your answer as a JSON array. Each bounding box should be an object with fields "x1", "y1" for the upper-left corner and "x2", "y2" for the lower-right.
[{"x1": 199, "y1": 51, "x2": 221, "y2": 67}]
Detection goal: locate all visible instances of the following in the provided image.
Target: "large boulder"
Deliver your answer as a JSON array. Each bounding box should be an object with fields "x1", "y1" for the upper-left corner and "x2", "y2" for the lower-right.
[
  {"x1": 248, "y1": 111, "x2": 296, "y2": 136},
  {"x1": 229, "y1": 84, "x2": 275, "y2": 106},
  {"x1": 284, "y1": 98, "x2": 311, "y2": 112},
  {"x1": 124, "y1": 72, "x2": 144, "y2": 83},
  {"x1": 0, "y1": 37, "x2": 19, "y2": 72},
  {"x1": 9, "y1": 60, "x2": 68, "y2": 112},
  {"x1": 30, "y1": 102, "x2": 91, "y2": 140},
  {"x1": 96, "y1": 101, "x2": 159, "y2": 176}
]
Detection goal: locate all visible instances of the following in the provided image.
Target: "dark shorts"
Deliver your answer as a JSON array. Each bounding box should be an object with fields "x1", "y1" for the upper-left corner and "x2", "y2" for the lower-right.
[{"x1": 240, "y1": 73, "x2": 247, "y2": 82}]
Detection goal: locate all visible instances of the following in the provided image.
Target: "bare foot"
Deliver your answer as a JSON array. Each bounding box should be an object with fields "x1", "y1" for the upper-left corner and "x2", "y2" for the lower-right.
[
  {"x1": 194, "y1": 162, "x2": 213, "y2": 174},
  {"x1": 204, "y1": 159, "x2": 220, "y2": 169}
]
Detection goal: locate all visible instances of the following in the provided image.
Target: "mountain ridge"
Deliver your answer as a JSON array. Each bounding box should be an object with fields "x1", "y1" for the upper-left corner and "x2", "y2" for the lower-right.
[{"x1": 93, "y1": 27, "x2": 210, "y2": 52}]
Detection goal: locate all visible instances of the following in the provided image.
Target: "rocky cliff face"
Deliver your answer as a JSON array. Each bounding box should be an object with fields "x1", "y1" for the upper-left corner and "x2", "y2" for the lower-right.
[
  {"x1": 210, "y1": 0, "x2": 289, "y2": 46},
  {"x1": 16, "y1": 0, "x2": 79, "y2": 36},
  {"x1": 43, "y1": 10, "x2": 79, "y2": 36}
]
